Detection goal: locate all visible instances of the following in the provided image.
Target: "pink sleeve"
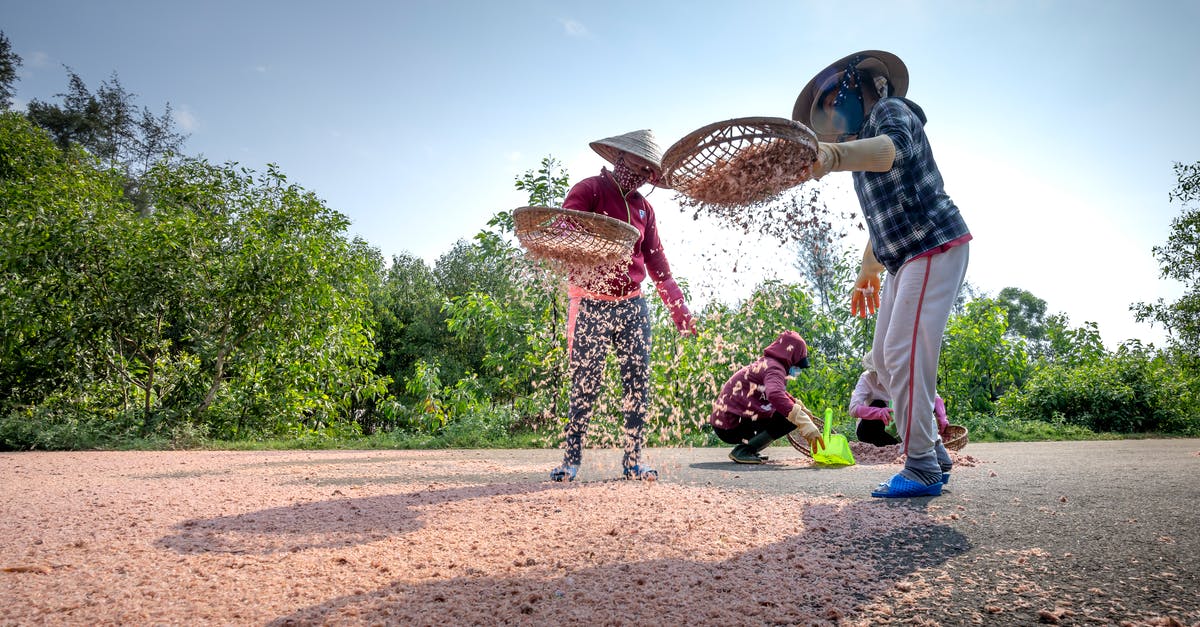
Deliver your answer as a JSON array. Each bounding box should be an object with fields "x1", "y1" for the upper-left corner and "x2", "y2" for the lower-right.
[
  {"x1": 655, "y1": 277, "x2": 695, "y2": 335},
  {"x1": 849, "y1": 372, "x2": 873, "y2": 414},
  {"x1": 762, "y1": 366, "x2": 795, "y2": 417},
  {"x1": 640, "y1": 205, "x2": 671, "y2": 281}
]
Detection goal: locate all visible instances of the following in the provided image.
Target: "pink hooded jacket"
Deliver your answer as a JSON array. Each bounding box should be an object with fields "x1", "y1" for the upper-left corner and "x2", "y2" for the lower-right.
[{"x1": 708, "y1": 331, "x2": 810, "y2": 431}]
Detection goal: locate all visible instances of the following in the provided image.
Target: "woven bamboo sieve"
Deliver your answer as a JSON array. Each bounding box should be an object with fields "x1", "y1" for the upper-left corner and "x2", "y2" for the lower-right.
[
  {"x1": 942, "y1": 424, "x2": 969, "y2": 452},
  {"x1": 512, "y1": 206, "x2": 640, "y2": 267},
  {"x1": 661, "y1": 116, "x2": 819, "y2": 207}
]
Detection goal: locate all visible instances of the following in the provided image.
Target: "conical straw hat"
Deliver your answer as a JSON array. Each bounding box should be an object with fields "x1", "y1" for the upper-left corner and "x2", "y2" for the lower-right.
[{"x1": 589, "y1": 129, "x2": 670, "y2": 188}]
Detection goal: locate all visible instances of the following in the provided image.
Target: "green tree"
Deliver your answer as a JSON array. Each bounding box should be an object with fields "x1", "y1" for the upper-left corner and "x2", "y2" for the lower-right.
[
  {"x1": 938, "y1": 298, "x2": 1029, "y2": 416},
  {"x1": 1133, "y1": 161, "x2": 1200, "y2": 368},
  {"x1": 440, "y1": 157, "x2": 571, "y2": 423},
  {"x1": 372, "y1": 253, "x2": 450, "y2": 399},
  {"x1": 142, "y1": 160, "x2": 387, "y2": 435},
  {"x1": 1, "y1": 113, "x2": 386, "y2": 447},
  {"x1": 513, "y1": 156, "x2": 570, "y2": 209},
  {"x1": 1042, "y1": 313, "x2": 1106, "y2": 368},
  {"x1": 996, "y1": 287, "x2": 1048, "y2": 346},
  {"x1": 0, "y1": 113, "x2": 129, "y2": 419},
  {"x1": 0, "y1": 32, "x2": 20, "y2": 110},
  {"x1": 25, "y1": 69, "x2": 188, "y2": 214}
]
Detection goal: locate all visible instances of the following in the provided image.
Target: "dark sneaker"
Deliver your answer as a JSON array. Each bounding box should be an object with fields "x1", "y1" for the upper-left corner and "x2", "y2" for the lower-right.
[
  {"x1": 623, "y1": 464, "x2": 658, "y2": 481},
  {"x1": 549, "y1": 464, "x2": 578, "y2": 482}
]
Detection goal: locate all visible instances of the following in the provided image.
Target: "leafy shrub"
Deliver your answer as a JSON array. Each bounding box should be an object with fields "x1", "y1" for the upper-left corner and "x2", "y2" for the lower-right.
[{"x1": 998, "y1": 344, "x2": 1198, "y2": 435}]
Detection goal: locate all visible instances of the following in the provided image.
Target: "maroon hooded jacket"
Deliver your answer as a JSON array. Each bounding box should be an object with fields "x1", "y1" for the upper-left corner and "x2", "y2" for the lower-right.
[{"x1": 708, "y1": 331, "x2": 810, "y2": 431}]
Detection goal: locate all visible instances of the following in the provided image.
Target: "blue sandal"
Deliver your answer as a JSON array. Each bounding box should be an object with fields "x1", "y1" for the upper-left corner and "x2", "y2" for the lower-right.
[
  {"x1": 871, "y1": 472, "x2": 943, "y2": 498},
  {"x1": 549, "y1": 464, "x2": 578, "y2": 482},
  {"x1": 623, "y1": 464, "x2": 658, "y2": 481}
]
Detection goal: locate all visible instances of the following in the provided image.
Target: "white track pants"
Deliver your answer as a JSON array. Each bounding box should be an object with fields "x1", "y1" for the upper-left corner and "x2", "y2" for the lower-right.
[{"x1": 871, "y1": 243, "x2": 969, "y2": 475}]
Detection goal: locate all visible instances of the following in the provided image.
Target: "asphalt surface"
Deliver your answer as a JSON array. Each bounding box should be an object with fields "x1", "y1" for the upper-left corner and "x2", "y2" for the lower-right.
[{"x1": 423, "y1": 440, "x2": 1200, "y2": 625}]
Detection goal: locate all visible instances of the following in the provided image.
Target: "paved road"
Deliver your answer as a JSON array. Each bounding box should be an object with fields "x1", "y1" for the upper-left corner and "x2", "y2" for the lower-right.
[{"x1": 423, "y1": 440, "x2": 1200, "y2": 625}]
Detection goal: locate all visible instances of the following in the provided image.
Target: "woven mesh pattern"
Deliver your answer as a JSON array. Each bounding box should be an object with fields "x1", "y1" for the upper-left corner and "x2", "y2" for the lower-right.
[
  {"x1": 662, "y1": 116, "x2": 818, "y2": 208},
  {"x1": 785, "y1": 412, "x2": 825, "y2": 459},
  {"x1": 942, "y1": 425, "x2": 969, "y2": 452},
  {"x1": 513, "y1": 206, "x2": 640, "y2": 267}
]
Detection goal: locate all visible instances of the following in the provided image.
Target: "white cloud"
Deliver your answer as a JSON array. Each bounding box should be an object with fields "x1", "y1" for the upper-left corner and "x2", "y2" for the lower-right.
[
  {"x1": 253, "y1": 65, "x2": 269, "y2": 73},
  {"x1": 173, "y1": 105, "x2": 198, "y2": 132},
  {"x1": 505, "y1": 151, "x2": 522, "y2": 163},
  {"x1": 560, "y1": 18, "x2": 588, "y2": 37},
  {"x1": 27, "y1": 51, "x2": 52, "y2": 68}
]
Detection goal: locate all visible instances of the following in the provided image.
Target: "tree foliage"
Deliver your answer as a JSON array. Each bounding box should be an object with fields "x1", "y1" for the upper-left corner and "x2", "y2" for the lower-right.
[
  {"x1": 938, "y1": 298, "x2": 1030, "y2": 417},
  {"x1": 0, "y1": 31, "x2": 20, "y2": 111},
  {"x1": 1133, "y1": 161, "x2": 1200, "y2": 367},
  {"x1": 25, "y1": 68, "x2": 188, "y2": 214},
  {"x1": 997, "y1": 286, "x2": 1048, "y2": 345},
  {"x1": 998, "y1": 342, "x2": 1197, "y2": 435},
  {"x1": 0, "y1": 113, "x2": 386, "y2": 448}
]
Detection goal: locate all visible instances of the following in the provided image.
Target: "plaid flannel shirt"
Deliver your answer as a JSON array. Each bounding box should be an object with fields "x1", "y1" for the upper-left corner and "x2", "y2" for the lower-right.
[{"x1": 852, "y1": 97, "x2": 970, "y2": 274}]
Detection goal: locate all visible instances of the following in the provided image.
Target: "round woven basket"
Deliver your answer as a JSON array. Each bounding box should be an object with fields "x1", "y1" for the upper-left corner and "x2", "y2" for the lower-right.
[
  {"x1": 661, "y1": 116, "x2": 818, "y2": 207},
  {"x1": 512, "y1": 206, "x2": 640, "y2": 266},
  {"x1": 942, "y1": 424, "x2": 969, "y2": 452}
]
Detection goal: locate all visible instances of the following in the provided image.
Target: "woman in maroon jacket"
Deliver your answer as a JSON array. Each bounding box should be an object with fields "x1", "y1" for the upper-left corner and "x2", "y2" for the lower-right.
[
  {"x1": 549, "y1": 129, "x2": 696, "y2": 483},
  {"x1": 708, "y1": 331, "x2": 824, "y2": 463}
]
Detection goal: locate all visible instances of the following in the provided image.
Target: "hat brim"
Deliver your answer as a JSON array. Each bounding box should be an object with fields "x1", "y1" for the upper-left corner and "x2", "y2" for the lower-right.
[{"x1": 792, "y1": 50, "x2": 908, "y2": 142}]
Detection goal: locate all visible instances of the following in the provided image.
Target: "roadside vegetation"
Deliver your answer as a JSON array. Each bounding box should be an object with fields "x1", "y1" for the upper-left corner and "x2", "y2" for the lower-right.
[{"x1": 2, "y1": 32, "x2": 1197, "y2": 451}]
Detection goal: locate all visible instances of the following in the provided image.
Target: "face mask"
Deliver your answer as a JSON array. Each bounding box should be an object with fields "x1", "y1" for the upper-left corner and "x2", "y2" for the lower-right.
[
  {"x1": 612, "y1": 156, "x2": 650, "y2": 192},
  {"x1": 788, "y1": 366, "x2": 803, "y2": 377},
  {"x1": 830, "y1": 73, "x2": 865, "y2": 139}
]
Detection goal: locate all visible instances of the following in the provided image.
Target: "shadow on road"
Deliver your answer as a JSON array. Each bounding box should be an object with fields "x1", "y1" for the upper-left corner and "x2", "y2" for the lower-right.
[
  {"x1": 261, "y1": 497, "x2": 971, "y2": 625},
  {"x1": 156, "y1": 481, "x2": 564, "y2": 555}
]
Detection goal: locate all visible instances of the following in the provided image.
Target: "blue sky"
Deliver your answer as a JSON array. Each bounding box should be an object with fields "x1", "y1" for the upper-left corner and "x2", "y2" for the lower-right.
[{"x1": 4, "y1": 0, "x2": 1197, "y2": 348}]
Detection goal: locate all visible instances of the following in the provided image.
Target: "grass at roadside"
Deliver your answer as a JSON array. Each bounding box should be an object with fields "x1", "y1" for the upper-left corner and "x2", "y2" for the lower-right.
[{"x1": 7, "y1": 414, "x2": 1190, "y2": 452}]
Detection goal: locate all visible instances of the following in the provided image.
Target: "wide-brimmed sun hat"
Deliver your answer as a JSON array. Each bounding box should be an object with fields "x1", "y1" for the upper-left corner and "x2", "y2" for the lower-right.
[
  {"x1": 589, "y1": 129, "x2": 670, "y2": 188},
  {"x1": 792, "y1": 50, "x2": 908, "y2": 142}
]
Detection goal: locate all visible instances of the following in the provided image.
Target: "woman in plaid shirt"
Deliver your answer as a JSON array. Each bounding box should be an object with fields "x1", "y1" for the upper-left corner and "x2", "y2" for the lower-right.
[{"x1": 794, "y1": 50, "x2": 971, "y2": 498}]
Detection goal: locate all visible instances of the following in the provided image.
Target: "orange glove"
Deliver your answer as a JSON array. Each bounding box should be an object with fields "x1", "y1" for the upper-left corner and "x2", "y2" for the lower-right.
[{"x1": 850, "y1": 241, "x2": 885, "y2": 318}]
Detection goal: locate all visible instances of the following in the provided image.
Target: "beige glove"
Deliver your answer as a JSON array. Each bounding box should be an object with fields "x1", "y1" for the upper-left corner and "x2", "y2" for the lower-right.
[
  {"x1": 787, "y1": 403, "x2": 825, "y2": 454},
  {"x1": 811, "y1": 135, "x2": 897, "y2": 180}
]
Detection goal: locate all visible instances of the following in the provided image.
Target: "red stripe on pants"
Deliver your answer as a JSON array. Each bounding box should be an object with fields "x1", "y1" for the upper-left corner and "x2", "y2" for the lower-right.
[{"x1": 902, "y1": 256, "x2": 934, "y2": 455}]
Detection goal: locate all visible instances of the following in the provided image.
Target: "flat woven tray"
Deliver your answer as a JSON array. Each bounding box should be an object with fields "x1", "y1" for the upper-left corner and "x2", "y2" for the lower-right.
[
  {"x1": 513, "y1": 206, "x2": 640, "y2": 266},
  {"x1": 662, "y1": 116, "x2": 818, "y2": 207}
]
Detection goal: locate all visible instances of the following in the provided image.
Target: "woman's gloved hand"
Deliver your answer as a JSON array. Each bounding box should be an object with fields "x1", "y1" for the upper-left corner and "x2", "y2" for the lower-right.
[
  {"x1": 851, "y1": 241, "x2": 885, "y2": 318},
  {"x1": 787, "y1": 403, "x2": 825, "y2": 453},
  {"x1": 852, "y1": 404, "x2": 893, "y2": 425},
  {"x1": 934, "y1": 395, "x2": 949, "y2": 434},
  {"x1": 656, "y1": 277, "x2": 696, "y2": 336}
]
